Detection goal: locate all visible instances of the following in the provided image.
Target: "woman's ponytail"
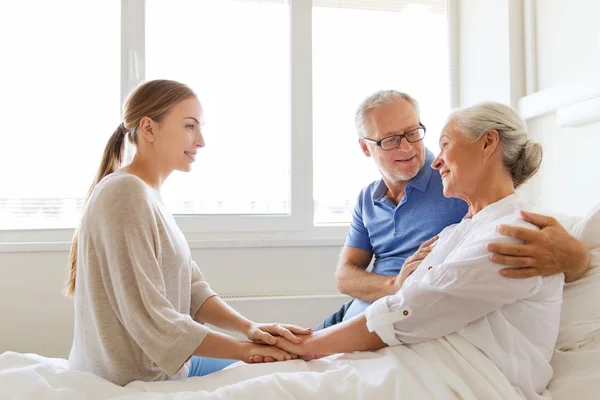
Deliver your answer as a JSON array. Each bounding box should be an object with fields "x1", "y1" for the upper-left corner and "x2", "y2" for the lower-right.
[{"x1": 64, "y1": 123, "x2": 128, "y2": 297}]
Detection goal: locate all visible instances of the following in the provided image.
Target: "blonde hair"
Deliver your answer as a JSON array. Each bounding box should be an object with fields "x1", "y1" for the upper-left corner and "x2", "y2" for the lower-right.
[
  {"x1": 65, "y1": 79, "x2": 196, "y2": 297},
  {"x1": 448, "y1": 102, "x2": 542, "y2": 189}
]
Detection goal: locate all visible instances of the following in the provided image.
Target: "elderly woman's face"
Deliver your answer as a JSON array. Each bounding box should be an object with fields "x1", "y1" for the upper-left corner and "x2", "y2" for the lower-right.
[{"x1": 431, "y1": 122, "x2": 484, "y2": 200}]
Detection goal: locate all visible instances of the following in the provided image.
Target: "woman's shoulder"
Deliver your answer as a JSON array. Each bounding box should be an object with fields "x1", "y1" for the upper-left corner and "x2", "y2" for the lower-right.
[
  {"x1": 473, "y1": 204, "x2": 540, "y2": 246},
  {"x1": 500, "y1": 202, "x2": 540, "y2": 231},
  {"x1": 87, "y1": 172, "x2": 158, "y2": 216},
  {"x1": 98, "y1": 172, "x2": 152, "y2": 197}
]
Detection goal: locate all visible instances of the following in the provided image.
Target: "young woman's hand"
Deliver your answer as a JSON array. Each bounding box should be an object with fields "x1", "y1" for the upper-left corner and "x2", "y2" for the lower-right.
[
  {"x1": 242, "y1": 342, "x2": 297, "y2": 363},
  {"x1": 269, "y1": 335, "x2": 330, "y2": 362},
  {"x1": 245, "y1": 322, "x2": 313, "y2": 346}
]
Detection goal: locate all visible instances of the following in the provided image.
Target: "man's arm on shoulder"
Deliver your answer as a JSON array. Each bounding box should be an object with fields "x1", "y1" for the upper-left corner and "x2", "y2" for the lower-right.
[
  {"x1": 487, "y1": 210, "x2": 590, "y2": 282},
  {"x1": 335, "y1": 246, "x2": 396, "y2": 302}
]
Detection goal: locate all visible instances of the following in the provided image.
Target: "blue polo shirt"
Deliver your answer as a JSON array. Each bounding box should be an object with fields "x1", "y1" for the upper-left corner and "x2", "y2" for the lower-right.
[{"x1": 342, "y1": 150, "x2": 468, "y2": 321}]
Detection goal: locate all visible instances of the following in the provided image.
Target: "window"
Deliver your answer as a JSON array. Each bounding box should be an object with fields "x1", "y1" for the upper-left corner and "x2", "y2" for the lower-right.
[
  {"x1": 312, "y1": 0, "x2": 451, "y2": 224},
  {"x1": 146, "y1": 0, "x2": 290, "y2": 216},
  {"x1": 0, "y1": 0, "x2": 453, "y2": 235},
  {"x1": 0, "y1": 0, "x2": 120, "y2": 230}
]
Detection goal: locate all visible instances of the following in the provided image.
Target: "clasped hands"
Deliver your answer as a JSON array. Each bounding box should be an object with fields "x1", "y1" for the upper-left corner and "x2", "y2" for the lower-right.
[{"x1": 242, "y1": 322, "x2": 327, "y2": 363}]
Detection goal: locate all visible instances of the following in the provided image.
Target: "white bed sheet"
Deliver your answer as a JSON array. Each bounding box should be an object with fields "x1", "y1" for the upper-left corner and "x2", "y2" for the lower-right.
[
  {"x1": 2, "y1": 336, "x2": 597, "y2": 399},
  {"x1": 548, "y1": 335, "x2": 600, "y2": 400},
  {"x1": 0, "y1": 333, "x2": 526, "y2": 400}
]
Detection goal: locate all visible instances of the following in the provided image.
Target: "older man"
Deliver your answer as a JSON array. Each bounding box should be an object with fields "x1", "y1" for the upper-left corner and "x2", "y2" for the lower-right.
[{"x1": 316, "y1": 90, "x2": 590, "y2": 329}]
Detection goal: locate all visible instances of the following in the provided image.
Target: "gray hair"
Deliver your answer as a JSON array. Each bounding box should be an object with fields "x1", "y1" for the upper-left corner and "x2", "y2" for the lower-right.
[
  {"x1": 448, "y1": 102, "x2": 542, "y2": 189},
  {"x1": 354, "y1": 90, "x2": 421, "y2": 137}
]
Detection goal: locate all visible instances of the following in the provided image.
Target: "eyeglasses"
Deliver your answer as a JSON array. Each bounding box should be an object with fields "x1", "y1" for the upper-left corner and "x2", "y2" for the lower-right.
[{"x1": 361, "y1": 123, "x2": 426, "y2": 150}]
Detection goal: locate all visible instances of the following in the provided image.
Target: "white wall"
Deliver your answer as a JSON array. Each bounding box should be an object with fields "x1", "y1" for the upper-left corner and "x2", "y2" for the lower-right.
[
  {"x1": 525, "y1": 0, "x2": 600, "y2": 216},
  {"x1": 457, "y1": 0, "x2": 524, "y2": 107},
  {"x1": 458, "y1": 0, "x2": 511, "y2": 106},
  {"x1": 534, "y1": 0, "x2": 600, "y2": 90}
]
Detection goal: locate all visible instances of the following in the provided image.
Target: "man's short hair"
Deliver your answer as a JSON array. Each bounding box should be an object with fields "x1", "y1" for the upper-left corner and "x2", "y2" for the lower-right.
[{"x1": 354, "y1": 90, "x2": 421, "y2": 137}]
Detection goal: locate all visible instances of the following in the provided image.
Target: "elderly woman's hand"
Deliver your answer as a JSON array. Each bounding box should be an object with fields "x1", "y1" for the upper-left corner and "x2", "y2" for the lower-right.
[
  {"x1": 245, "y1": 322, "x2": 313, "y2": 346},
  {"x1": 487, "y1": 210, "x2": 590, "y2": 282},
  {"x1": 391, "y1": 236, "x2": 438, "y2": 293}
]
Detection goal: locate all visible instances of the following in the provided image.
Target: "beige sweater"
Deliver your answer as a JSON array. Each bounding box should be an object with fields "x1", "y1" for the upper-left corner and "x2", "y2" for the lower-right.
[{"x1": 68, "y1": 171, "x2": 216, "y2": 386}]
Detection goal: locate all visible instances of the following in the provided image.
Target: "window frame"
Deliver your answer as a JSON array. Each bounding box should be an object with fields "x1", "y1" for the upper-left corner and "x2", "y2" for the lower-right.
[{"x1": 0, "y1": 0, "x2": 458, "y2": 248}]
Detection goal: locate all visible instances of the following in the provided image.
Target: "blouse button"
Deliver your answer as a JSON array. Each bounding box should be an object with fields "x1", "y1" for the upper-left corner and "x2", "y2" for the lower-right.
[
  {"x1": 403, "y1": 310, "x2": 409, "y2": 316},
  {"x1": 428, "y1": 266, "x2": 433, "y2": 270}
]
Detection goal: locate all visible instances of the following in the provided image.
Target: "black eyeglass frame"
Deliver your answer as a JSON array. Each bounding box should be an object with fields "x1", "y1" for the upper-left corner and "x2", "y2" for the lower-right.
[{"x1": 361, "y1": 123, "x2": 427, "y2": 150}]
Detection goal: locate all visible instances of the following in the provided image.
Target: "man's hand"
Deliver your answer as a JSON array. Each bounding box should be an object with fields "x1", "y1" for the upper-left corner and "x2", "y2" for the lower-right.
[
  {"x1": 487, "y1": 210, "x2": 590, "y2": 282},
  {"x1": 390, "y1": 236, "x2": 438, "y2": 293},
  {"x1": 245, "y1": 322, "x2": 313, "y2": 346}
]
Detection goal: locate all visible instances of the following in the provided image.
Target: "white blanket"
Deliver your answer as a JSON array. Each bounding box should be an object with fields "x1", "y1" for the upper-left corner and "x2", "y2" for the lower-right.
[{"x1": 0, "y1": 334, "x2": 526, "y2": 400}]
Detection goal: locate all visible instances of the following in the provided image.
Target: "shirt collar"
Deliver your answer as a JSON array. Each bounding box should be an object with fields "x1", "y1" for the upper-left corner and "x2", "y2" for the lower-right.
[
  {"x1": 373, "y1": 179, "x2": 389, "y2": 203},
  {"x1": 468, "y1": 193, "x2": 520, "y2": 223},
  {"x1": 406, "y1": 150, "x2": 436, "y2": 193}
]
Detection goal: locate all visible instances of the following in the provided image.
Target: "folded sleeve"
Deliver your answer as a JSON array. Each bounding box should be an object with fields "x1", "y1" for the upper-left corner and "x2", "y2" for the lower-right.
[
  {"x1": 190, "y1": 260, "x2": 217, "y2": 317},
  {"x1": 97, "y1": 181, "x2": 210, "y2": 377},
  {"x1": 365, "y1": 235, "x2": 547, "y2": 346}
]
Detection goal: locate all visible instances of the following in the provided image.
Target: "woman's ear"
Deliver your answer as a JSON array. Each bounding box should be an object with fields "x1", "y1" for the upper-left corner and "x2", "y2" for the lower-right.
[
  {"x1": 482, "y1": 129, "x2": 499, "y2": 155},
  {"x1": 138, "y1": 116, "x2": 156, "y2": 143}
]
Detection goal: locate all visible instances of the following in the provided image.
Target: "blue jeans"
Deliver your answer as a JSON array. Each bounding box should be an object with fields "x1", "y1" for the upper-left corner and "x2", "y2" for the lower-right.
[
  {"x1": 314, "y1": 300, "x2": 354, "y2": 331},
  {"x1": 187, "y1": 356, "x2": 237, "y2": 377}
]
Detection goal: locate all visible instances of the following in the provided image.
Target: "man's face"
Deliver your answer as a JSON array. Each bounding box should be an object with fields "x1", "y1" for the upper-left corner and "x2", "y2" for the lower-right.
[{"x1": 359, "y1": 99, "x2": 426, "y2": 183}]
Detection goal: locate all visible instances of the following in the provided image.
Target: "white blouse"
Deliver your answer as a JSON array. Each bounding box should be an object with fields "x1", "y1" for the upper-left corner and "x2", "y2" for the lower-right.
[{"x1": 365, "y1": 194, "x2": 564, "y2": 400}]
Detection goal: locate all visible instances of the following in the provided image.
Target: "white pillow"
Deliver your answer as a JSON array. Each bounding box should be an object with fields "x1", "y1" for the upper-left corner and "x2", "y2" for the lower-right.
[{"x1": 555, "y1": 202, "x2": 600, "y2": 351}]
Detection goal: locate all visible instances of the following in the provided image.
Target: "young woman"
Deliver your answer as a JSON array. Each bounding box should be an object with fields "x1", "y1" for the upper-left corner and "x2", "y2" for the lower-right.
[{"x1": 66, "y1": 79, "x2": 310, "y2": 386}]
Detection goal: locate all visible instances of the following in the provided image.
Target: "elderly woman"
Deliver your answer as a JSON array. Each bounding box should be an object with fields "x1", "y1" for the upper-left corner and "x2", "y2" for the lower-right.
[{"x1": 274, "y1": 102, "x2": 563, "y2": 400}]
